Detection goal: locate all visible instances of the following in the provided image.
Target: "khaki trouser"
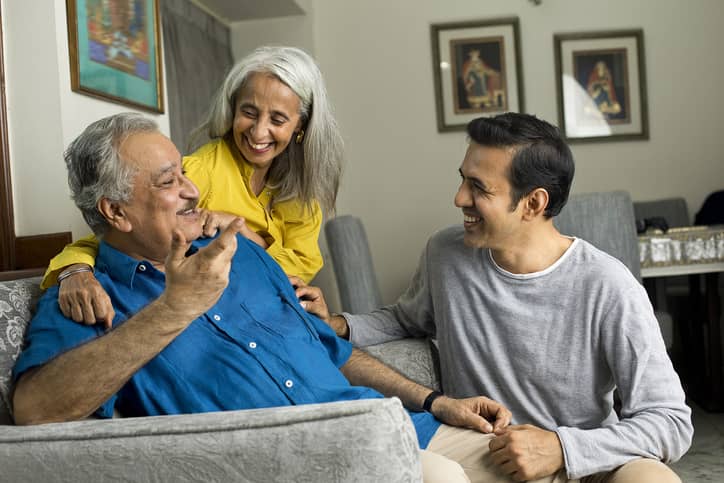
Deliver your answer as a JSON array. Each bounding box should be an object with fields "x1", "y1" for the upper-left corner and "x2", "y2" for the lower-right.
[{"x1": 420, "y1": 424, "x2": 681, "y2": 483}]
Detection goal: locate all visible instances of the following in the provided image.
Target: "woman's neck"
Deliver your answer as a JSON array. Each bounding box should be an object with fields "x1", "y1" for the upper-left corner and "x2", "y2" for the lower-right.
[{"x1": 249, "y1": 168, "x2": 269, "y2": 196}]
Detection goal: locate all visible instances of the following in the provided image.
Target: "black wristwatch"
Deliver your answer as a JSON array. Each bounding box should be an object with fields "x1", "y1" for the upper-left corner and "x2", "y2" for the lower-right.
[{"x1": 422, "y1": 390, "x2": 443, "y2": 412}]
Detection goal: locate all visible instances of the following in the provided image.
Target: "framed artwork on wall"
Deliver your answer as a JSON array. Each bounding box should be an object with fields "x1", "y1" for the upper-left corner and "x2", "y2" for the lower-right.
[
  {"x1": 430, "y1": 17, "x2": 524, "y2": 132},
  {"x1": 554, "y1": 29, "x2": 648, "y2": 143},
  {"x1": 66, "y1": 0, "x2": 164, "y2": 113}
]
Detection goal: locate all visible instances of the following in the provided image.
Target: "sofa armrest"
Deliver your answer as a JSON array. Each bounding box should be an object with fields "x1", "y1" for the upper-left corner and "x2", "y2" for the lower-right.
[
  {"x1": 364, "y1": 338, "x2": 440, "y2": 391},
  {"x1": 0, "y1": 398, "x2": 421, "y2": 482}
]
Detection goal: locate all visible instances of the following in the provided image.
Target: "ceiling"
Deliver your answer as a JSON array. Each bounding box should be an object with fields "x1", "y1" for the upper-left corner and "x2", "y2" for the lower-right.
[{"x1": 191, "y1": 0, "x2": 305, "y2": 23}]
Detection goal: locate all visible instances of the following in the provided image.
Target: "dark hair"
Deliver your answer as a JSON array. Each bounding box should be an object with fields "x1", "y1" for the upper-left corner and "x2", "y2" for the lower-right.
[{"x1": 466, "y1": 113, "x2": 575, "y2": 218}]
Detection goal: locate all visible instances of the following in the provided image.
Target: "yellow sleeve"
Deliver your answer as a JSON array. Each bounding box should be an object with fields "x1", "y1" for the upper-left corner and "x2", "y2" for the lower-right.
[
  {"x1": 266, "y1": 202, "x2": 323, "y2": 283},
  {"x1": 41, "y1": 234, "x2": 100, "y2": 290}
]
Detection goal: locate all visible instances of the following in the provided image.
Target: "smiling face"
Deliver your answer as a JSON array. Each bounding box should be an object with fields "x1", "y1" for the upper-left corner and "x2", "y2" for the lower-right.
[
  {"x1": 106, "y1": 131, "x2": 201, "y2": 264},
  {"x1": 454, "y1": 142, "x2": 525, "y2": 250},
  {"x1": 232, "y1": 72, "x2": 303, "y2": 177}
]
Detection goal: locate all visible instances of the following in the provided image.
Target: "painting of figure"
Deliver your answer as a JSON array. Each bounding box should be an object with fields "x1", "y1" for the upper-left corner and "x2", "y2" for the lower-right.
[
  {"x1": 85, "y1": 0, "x2": 150, "y2": 80},
  {"x1": 450, "y1": 37, "x2": 507, "y2": 114},
  {"x1": 573, "y1": 49, "x2": 630, "y2": 123}
]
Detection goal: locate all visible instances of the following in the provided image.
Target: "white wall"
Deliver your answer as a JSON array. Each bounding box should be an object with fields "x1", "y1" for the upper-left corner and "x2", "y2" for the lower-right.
[
  {"x1": 230, "y1": 0, "x2": 314, "y2": 59},
  {"x1": 305, "y1": 0, "x2": 724, "y2": 304},
  {"x1": 3, "y1": 0, "x2": 170, "y2": 241}
]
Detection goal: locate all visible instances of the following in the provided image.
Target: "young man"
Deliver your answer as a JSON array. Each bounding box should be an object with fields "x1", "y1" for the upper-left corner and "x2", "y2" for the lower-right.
[
  {"x1": 12, "y1": 113, "x2": 514, "y2": 482},
  {"x1": 302, "y1": 113, "x2": 692, "y2": 482}
]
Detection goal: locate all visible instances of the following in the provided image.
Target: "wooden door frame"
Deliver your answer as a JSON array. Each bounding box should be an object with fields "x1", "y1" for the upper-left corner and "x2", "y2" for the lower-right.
[
  {"x1": 0, "y1": 2, "x2": 15, "y2": 271},
  {"x1": 0, "y1": 4, "x2": 72, "y2": 273}
]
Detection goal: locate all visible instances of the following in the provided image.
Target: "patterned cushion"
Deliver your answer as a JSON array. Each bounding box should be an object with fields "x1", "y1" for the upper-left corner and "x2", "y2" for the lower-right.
[
  {"x1": 365, "y1": 338, "x2": 440, "y2": 391},
  {"x1": 0, "y1": 277, "x2": 42, "y2": 425}
]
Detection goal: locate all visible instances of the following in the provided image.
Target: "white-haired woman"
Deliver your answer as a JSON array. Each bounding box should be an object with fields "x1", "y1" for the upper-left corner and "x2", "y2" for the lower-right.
[{"x1": 43, "y1": 46, "x2": 343, "y2": 326}]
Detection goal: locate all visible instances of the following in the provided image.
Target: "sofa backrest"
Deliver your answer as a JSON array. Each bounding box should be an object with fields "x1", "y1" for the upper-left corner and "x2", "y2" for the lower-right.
[{"x1": 0, "y1": 277, "x2": 42, "y2": 424}]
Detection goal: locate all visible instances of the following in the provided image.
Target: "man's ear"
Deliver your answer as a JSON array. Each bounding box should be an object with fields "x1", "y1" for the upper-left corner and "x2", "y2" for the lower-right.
[
  {"x1": 98, "y1": 198, "x2": 132, "y2": 233},
  {"x1": 522, "y1": 188, "x2": 549, "y2": 220}
]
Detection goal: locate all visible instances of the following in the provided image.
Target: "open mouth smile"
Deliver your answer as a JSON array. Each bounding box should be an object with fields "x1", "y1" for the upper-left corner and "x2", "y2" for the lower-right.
[
  {"x1": 245, "y1": 136, "x2": 274, "y2": 152},
  {"x1": 464, "y1": 214, "x2": 482, "y2": 224}
]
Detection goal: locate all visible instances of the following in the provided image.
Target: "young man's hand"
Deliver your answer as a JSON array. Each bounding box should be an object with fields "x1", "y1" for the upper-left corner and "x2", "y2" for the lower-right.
[
  {"x1": 289, "y1": 276, "x2": 350, "y2": 338},
  {"x1": 488, "y1": 424, "x2": 564, "y2": 481}
]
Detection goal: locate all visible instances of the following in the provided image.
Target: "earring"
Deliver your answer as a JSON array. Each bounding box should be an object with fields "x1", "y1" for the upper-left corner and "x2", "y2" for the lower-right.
[{"x1": 295, "y1": 129, "x2": 305, "y2": 144}]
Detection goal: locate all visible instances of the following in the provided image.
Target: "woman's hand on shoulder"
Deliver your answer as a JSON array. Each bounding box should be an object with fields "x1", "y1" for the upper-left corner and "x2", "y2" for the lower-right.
[
  {"x1": 199, "y1": 210, "x2": 269, "y2": 249},
  {"x1": 199, "y1": 209, "x2": 238, "y2": 238},
  {"x1": 58, "y1": 264, "x2": 114, "y2": 329}
]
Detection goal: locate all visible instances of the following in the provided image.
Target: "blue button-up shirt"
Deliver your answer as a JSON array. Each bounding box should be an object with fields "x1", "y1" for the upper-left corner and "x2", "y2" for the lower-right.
[{"x1": 14, "y1": 235, "x2": 439, "y2": 447}]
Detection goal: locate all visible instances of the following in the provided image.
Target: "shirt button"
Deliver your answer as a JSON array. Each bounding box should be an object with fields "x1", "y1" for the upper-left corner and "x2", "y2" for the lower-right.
[
  {"x1": 138, "y1": 264, "x2": 146, "y2": 272},
  {"x1": 249, "y1": 342, "x2": 257, "y2": 349},
  {"x1": 213, "y1": 314, "x2": 221, "y2": 321},
  {"x1": 285, "y1": 379, "x2": 293, "y2": 388}
]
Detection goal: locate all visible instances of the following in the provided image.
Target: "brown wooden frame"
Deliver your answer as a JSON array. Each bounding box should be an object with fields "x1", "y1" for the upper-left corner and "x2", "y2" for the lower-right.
[
  {"x1": 554, "y1": 29, "x2": 649, "y2": 143},
  {"x1": 430, "y1": 17, "x2": 525, "y2": 132},
  {"x1": 0, "y1": 3, "x2": 14, "y2": 271},
  {"x1": 66, "y1": 0, "x2": 164, "y2": 113},
  {"x1": 0, "y1": 4, "x2": 71, "y2": 273}
]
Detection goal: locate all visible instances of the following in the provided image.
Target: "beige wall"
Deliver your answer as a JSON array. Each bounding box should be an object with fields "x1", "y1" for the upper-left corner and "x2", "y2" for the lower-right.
[
  {"x1": 2, "y1": 0, "x2": 170, "y2": 241},
  {"x1": 302, "y1": 0, "x2": 724, "y2": 305},
  {"x1": 230, "y1": 0, "x2": 314, "y2": 58}
]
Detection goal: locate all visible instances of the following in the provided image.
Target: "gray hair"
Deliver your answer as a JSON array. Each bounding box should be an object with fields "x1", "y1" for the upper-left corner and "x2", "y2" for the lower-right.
[
  {"x1": 65, "y1": 113, "x2": 159, "y2": 235},
  {"x1": 190, "y1": 46, "x2": 343, "y2": 214}
]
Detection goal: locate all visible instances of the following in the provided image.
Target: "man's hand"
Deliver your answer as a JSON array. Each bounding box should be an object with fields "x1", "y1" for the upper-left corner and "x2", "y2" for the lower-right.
[
  {"x1": 289, "y1": 276, "x2": 349, "y2": 338},
  {"x1": 58, "y1": 264, "x2": 115, "y2": 329},
  {"x1": 488, "y1": 424, "x2": 564, "y2": 481},
  {"x1": 430, "y1": 395, "x2": 512, "y2": 434},
  {"x1": 200, "y1": 210, "x2": 268, "y2": 249},
  {"x1": 159, "y1": 219, "x2": 243, "y2": 320}
]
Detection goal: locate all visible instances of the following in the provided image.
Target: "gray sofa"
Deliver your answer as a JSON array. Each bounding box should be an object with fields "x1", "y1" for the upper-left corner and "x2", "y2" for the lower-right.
[{"x1": 0, "y1": 276, "x2": 439, "y2": 482}]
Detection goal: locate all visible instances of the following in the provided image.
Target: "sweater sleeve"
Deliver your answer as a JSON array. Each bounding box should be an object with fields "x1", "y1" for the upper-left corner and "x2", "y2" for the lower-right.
[
  {"x1": 556, "y1": 283, "x2": 693, "y2": 479},
  {"x1": 41, "y1": 234, "x2": 100, "y2": 290},
  {"x1": 346, "y1": 237, "x2": 436, "y2": 346}
]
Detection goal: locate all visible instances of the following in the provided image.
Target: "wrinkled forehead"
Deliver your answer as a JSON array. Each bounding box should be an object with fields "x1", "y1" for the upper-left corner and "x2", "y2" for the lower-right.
[{"x1": 120, "y1": 131, "x2": 181, "y2": 173}]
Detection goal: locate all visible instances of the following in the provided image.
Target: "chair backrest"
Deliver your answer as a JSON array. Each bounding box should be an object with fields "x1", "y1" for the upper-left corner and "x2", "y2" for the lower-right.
[
  {"x1": 554, "y1": 190, "x2": 642, "y2": 281},
  {"x1": 695, "y1": 190, "x2": 724, "y2": 225},
  {"x1": 633, "y1": 197, "x2": 690, "y2": 228},
  {"x1": 324, "y1": 215, "x2": 383, "y2": 313}
]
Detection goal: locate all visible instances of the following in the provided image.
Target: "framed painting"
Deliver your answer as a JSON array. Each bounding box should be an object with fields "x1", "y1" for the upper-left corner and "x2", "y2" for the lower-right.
[
  {"x1": 554, "y1": 29, "x2": 648, "y2": 143},
  {"x1": 430, "y1": 17, "x2": 524, "y2": 132},
  {"x1": 66, "y1": 0, "x2": 164, "y2": 113}
]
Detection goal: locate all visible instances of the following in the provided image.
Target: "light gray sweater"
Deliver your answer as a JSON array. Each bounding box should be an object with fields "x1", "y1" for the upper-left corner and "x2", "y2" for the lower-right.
[{"x1": 346, "y1": 225, "x2": 692, "y2": 479}]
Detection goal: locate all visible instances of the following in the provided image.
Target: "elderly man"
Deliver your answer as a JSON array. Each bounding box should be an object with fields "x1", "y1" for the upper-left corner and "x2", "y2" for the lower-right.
[
  {"x1": 12, "y1": 113, "x2": 519, "y2": 482},
  {"x1": 301, "y1": 113, "x2": 693, "y2": 483}
]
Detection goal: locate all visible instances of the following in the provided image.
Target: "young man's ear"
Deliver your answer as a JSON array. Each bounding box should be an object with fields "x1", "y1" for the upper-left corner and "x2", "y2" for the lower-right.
[
  {"x1": 98, "y1": 198, "x2": 132, "y2": 233},
  {"x1": 522, "y1": 188, "x2": 549, "y2": 220}
]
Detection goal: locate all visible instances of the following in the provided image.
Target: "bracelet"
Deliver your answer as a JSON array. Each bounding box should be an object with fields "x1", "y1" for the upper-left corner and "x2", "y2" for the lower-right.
[
  {"x1": 57, "y1": 266, "x2": 93, "y2": 284},
  {"x1": 422, "y1": 390, "x2": 443, "y2": 412}
]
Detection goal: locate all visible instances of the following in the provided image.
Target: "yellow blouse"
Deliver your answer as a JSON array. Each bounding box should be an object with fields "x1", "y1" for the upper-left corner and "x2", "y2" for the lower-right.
[{"x1": 42, "y1": 138, "x2": 323, "y2": 288}]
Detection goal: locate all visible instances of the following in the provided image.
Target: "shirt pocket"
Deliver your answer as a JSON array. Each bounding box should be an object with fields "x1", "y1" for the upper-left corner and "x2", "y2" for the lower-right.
[{"x1": 239, "y1": 291, "x2": 315, "y2": 341}]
